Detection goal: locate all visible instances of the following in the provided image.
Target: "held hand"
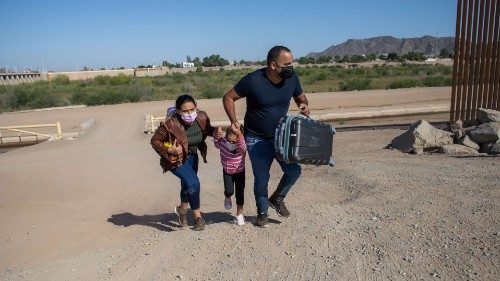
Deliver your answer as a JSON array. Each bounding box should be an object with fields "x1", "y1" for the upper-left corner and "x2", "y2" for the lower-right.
[
  {"x1": 214, "y1": 126, "x2": 223, "y2": 139},
  {"x1": 231, "y1": 123, "x2": 242, "y2": 137},
  {"x1": 299, "y1": 103, "x2": 310, "y2": 117},
  {"x1": 232, "y1": 121, "x2": 241, "y2": 131}
]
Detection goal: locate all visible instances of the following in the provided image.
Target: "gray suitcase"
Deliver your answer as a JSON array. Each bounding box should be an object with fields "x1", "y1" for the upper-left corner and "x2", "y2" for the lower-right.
[{"x1": 274, "y1": 115, "x2": 336, "y2": 166}]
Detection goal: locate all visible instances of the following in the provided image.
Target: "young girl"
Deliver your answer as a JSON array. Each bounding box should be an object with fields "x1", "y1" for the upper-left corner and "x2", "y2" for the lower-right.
[{"x1": 214, "y1": 124, "x2": 246, "y2": 225}]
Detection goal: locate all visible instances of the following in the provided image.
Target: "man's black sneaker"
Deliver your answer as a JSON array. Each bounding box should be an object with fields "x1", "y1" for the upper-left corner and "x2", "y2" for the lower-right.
[
  {"x1": 255, "y1": 214, "x2": 268, "y2": 228},
  {"x1": 269, "y1": 197, "x2": 290, "y2": 218},
  {"x1": 174, "y1": 206, "x2": 188, "y2": 228},
  {"x1": 193, "y1": 217, "x2": 205, "y2": 231}
]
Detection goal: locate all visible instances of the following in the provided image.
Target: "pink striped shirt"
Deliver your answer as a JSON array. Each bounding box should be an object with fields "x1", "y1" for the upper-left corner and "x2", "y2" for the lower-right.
[{"x1": 214, "y1": 136, "x2": 246, "y2": 174}]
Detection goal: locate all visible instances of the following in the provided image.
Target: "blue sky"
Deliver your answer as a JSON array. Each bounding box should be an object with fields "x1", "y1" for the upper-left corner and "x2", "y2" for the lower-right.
[{"x1": 0, "y1": 0, "x2": 457, "y2": 72}]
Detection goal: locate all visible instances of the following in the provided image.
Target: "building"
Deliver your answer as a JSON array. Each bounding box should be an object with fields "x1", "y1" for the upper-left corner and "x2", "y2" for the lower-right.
[{"x1": 182, "y1": 62, "x2": 195, "y2": 68}]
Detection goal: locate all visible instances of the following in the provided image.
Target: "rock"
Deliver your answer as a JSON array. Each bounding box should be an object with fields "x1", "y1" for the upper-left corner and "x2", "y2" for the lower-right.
[
  {"x1": 439, "y1": 144, "x2": 480, "y2": 156},
  {"x1": 462, "y1": 126, "x2": 477, "y2": 136},
  {"x1": 469, "y1": 122, "x2": 500, "y2": 143},
  {"x1": 459, "y1": 136, "x2": 480, "y2": 151},
  {"x1": 453, "y1": 130, "x2": 463, "y2": 143},
  {"x1": 490, "y1": 141, "x2": 500, "y2": 155},
  {"x1": 477, "y1": 108, "x2": 500, "y2": 123},
  {"x1": 479, "y1": 142, "x2": 494, "y2": 154},
  {"x1": 450, "y1": 120, "x2": 463, "y2": 132},
  {"x1": 81, "y1": 118, "x2": 96, "y2": 129},
  {"x1": 390, "y1": 120, "x2": 453, "y2": 153}
]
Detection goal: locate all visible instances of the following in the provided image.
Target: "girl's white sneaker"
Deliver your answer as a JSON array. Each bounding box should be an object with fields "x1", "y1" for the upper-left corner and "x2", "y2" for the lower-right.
[{"x1": 235, "y1": 214, "x2": 246, "y2": 226}]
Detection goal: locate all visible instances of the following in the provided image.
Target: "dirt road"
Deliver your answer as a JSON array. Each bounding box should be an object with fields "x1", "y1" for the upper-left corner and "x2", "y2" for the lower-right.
[{"x1": 0, "y1": 87, "x2": 498, "y2": 280}]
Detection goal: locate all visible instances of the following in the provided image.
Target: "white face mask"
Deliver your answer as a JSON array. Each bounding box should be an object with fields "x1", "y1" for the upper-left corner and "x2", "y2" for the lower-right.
[{"x1": 224, "y1": 141, "x2": 238, "y2": 151}]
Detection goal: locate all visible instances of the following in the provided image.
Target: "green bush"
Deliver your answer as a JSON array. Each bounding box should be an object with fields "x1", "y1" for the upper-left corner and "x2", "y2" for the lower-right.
[
  {"x1": 423, "y1": 76, "x2": 452, "y2": 87},
  {"x1": 109, "y1": 74, "x2": 132, "y2": 85},
  {"x1": 0, "y1": 64, "x2": 454, "y2": 112},
  {"x1": 201, "y1": 87, "x2": 223, "y2": 99},
  {"x1": 94, "y1": 75, "x2": 110, "y2": 85},
  {"x1": 71, "y1": 88, "x2": 140, "y2": 106},
  {"x1": 52, "y1": 75, "x2": 70, "y2": 85},
  {"x1": 386, "y1": 78, "x2": 420, "y2": 89},
  {"x1": 339, "y1": 78, "x2": 371, "y2": 91}
]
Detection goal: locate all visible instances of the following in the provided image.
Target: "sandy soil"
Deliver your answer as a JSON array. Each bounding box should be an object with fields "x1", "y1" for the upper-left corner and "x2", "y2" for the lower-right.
[{"x1": 0, "y1": 87, "x2": 498, "y2": 280}]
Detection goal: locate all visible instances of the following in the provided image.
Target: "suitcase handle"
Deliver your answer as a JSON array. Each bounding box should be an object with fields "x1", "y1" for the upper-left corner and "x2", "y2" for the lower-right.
[{"x1": 278, "y1": 124, "x2": 286, "y2": 156}]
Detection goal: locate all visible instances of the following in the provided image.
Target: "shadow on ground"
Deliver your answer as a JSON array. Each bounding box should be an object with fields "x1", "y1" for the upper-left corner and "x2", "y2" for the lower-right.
[{"x1": 108, "y1": 211, "x2": 236, "y2": 231}]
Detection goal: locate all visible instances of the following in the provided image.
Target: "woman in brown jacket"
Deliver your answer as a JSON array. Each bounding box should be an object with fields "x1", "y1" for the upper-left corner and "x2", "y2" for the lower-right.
[{"x1": 151, "y1": 94, "x2": 219, "y2": 231}]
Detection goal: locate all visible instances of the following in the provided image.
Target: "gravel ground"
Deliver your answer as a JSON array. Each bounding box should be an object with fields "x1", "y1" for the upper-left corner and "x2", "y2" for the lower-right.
[{"x1": 0, "y1": 88, "x2": 498, "y2": 280}]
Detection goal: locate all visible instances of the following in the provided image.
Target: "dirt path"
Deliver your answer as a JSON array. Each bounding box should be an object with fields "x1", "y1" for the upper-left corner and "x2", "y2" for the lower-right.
[{"x1": 0, "y1": 87, "x2": 498, "y2": 280}]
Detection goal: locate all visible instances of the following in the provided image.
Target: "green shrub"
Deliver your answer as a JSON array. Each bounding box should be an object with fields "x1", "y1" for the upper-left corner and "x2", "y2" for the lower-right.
[
  {"x1": 339, "y1": 78, "x2": 371, "y2": 91},
  {"x1": 0, "y1": 85, "x2": 7, "y2": 93},
  {"x1": 109, "y1": 74, "x2": 132, "y2": 85},
  {"x1": 201, "y1": 88, "x2": 223, "y2": 99},
  {"x1": 386, "y1": 78, "x2": 420, "y2": 89},
  {"x1": 423, "y1": 76, "x2": 452, "y2": 87},
  {"x1": 94, "y1": 75, "x2": 110, "y2": 85},
  {"x1": 52, "y1": 75, "x2": 70, "y2": 85}
]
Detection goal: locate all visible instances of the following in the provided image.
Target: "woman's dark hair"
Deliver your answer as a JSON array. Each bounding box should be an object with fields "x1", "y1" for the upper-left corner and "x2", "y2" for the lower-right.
[
  {"x1": 267, "y1": 46, "x2": 291, "y2": 65},
  {"x1": 175, "y1": 94, "x2": 197, "y2": 110}
]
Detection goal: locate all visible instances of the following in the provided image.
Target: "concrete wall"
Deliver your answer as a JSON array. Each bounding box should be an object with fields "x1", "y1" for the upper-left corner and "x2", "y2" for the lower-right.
[
  {"x1": 46, "y1": 69, "x2": 135, "y2": 81},
  {"x1": 0, "y1": 73, "x2": 47, "y2": 86}
]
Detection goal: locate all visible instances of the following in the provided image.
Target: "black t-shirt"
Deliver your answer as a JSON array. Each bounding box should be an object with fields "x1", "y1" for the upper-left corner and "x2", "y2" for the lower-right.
[{"x1": 234, "y1": 68, "x2": 303, "y2": 138}]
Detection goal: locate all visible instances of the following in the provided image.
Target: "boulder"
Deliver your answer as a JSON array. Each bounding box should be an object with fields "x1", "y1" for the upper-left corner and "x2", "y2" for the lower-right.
[
  {"x1": 479, "y1": 142, "x2": 494, "y2": 154},
  {"x1": 490, "y1": 141, "x2": 500, "y2": 155},
  {"x1": 462, "y1": 126, "x2": 477, "y2": 135},
  {"x1": 449, "y1": 120, "x2": 463, "y2": 132},
  {"x1": 390, "y1": 120, "x2": 453, "y2": 154},
  {"x1": 469, "y1": 122, "x2": 500, "y2": 143},
  {"x1": 453, "y1": 130, "x2": 463, "y2": 143},
  {"x1": 459, "y1": 135, "x2": 480, "y2": 151},
  {"x1": 477, "y1": 108, "x2": 500, "y2": 123},
  {"x1": 438, "y1": 144, "x2": 480, "y2": 156}
]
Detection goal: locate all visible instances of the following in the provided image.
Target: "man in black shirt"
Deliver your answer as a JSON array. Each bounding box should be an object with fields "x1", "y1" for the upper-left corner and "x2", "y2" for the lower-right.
[{"x1": 223, "y1": 46, "x2": 310, "y2": 227}]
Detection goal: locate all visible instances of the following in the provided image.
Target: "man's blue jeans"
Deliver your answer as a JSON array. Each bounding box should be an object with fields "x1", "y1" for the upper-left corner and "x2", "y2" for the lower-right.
[
  {"x1": 245, "y1": 134, "x2": 301, "y2": 215},
  {"x1": 170, "y1": 153, "x2": 201, "y2": 210}
]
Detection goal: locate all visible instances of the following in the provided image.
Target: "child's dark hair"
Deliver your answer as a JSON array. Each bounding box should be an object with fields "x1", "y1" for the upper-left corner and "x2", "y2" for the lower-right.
[{"x1": 175, "y1": 94, "x2": 197, "y2": 110}]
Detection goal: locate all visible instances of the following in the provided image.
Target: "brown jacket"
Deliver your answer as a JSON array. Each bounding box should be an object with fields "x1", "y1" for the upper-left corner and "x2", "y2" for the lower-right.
[{"x1": 150, "y1": 111, "x2": 215, "y2": 172}]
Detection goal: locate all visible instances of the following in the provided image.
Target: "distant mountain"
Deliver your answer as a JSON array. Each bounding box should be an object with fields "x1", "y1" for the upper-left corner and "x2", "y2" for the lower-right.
[{"x1": 307, "y1": 35, "x2": 454, "y2": 58}]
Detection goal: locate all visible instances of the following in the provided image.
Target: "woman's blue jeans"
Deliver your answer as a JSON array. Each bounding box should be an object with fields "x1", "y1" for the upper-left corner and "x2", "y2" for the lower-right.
[
  {"x1": 170, "y1": 153, "x2": 200, "y2": 210},
  {"x1": 245, "y1": 134, "x2": 301, "y2": 215}
]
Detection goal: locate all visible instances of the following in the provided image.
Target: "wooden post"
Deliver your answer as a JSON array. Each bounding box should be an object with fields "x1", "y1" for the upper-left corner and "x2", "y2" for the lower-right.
[{"x1": 56, "y1": 122, "x2": 62, "y2": 140}]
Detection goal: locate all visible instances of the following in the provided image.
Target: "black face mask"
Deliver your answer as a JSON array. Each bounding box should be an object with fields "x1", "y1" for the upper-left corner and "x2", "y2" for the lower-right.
[{"x1": 278, "y1": 65, "x2": 294, "y2": 79}]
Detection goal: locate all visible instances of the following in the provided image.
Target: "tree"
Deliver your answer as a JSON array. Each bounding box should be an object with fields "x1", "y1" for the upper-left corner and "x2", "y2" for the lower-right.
[
  {"x1": 202, "y1": 54, "x2": 229, "y2": 67},
  {"x1": 403, "y1": 52, "x2": 426, "y2": 61},
  {"x1": 317, "y1": 56, "x2": 332, "y2": 64},
  {"x1": 193, "y1": 57, "x2": 202, "y2": 67},
  {"x1": 387, "y1": 53, "x2": 399, "y2": 61},
  {"x1": 162, "y1": 60, "x2": 174, "y2": 68},
  {"x1": 298, "y1": 56, "x2": 315, "y2": 64},
  {"x1": 439, "y1": 48, "x2": 450, "y2": 59},
  {"x1": 186, "y1": 55, "x2": 192, "y2": 62},
  {"x1": 366, "y1": 54, "x2": 377, "y2": 61}
]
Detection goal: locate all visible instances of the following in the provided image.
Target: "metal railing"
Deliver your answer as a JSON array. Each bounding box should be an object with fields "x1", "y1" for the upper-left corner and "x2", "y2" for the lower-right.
[{"x1": 0, "y1": 122, "x2": 62, "y2": 144}]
